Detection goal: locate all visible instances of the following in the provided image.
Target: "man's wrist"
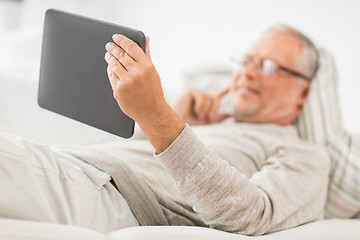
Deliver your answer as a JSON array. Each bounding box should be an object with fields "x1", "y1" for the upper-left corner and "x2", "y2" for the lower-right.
[{"x1": 137, "y1": 104, "x2": 185, "y2": 154}]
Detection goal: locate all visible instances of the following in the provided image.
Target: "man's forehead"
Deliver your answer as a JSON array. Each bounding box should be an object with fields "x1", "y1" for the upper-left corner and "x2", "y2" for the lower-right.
[{"x1": 247, "y1": 32, "x2": 302, "y2": 66}]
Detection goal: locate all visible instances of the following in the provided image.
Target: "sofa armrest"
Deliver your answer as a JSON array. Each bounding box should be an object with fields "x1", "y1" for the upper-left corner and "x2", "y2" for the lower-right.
[
  {"x1": 0, "y1": 218, "x2": 107, "y2": 240},
  {"x1": 1, "y1": 218, "x2": 360, "y2": 240}
]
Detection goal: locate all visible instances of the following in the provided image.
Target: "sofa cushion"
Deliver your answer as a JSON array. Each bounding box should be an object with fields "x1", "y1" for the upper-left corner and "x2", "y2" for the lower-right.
[{"x1": 296, "y1": 48, "x2": 360, "y2": 218}]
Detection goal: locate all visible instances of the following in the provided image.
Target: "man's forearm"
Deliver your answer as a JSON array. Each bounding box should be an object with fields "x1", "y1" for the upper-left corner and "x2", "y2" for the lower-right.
[{"x1": 137, "y1": 104, "x2": 185, "y2": 154}]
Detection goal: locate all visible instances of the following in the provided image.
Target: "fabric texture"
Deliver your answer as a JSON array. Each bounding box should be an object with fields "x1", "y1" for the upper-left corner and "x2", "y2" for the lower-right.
[
  {"x1": 295, "y1": 48, "x2": 360, "y2": 218},
  {"x1": 55, "y1": 138, "x2": 206, "y2": 228},
  {"x1": 58, "y1": 121, "x2": 330, "y2": 236},
  {"x1": 2, "y1": 218, "x2": 360, "y2": 240},
  {"x1": 0, "y1": 132, "x2": 139, "y2": 234},
  {"x1": 53, "y1": 148, "x2": 112, "y2": 188}
]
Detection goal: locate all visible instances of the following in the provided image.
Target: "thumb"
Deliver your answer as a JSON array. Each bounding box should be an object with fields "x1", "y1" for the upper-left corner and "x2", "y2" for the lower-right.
[
  {"x1": 146, "y1": 36, "x2": 151, "y2": 60},
  {"x1": 209, "y1": 113, "x2": 230, "y2": 124},
  {"x1": 216, "y1": 86, "x2": 230, "y2": 99}
]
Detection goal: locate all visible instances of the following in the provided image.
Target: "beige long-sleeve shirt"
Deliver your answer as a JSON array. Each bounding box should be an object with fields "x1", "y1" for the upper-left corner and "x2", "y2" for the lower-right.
[{"x1": 58, "y1": 120, "x2": 330, "y2": 236}]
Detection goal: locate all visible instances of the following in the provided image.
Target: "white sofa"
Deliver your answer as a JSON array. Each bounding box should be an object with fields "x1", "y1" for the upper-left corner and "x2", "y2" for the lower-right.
[
  {"x1": 1, "y1": 218, "x2": 360, "y2": 240},
  {"x1": 0, "y1": 28, "x2": 360, "y2": 239}
]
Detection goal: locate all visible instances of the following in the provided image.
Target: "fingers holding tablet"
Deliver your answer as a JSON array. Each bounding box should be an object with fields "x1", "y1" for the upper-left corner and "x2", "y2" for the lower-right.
[
  {"x1": 105, "y1": 43, "x2": 129, "y2": 71},
  {"x1": 106, "y1": 65, "x2": 120, "y2": 90},
  {"x1": 111, "y1": 34, "x2": 146, "y2": 62}
]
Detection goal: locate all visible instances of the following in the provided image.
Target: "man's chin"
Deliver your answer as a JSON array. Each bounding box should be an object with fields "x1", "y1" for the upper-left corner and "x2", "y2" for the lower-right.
[{"x1": 232, "y1": 104, "x2": 260, "y2": 123}]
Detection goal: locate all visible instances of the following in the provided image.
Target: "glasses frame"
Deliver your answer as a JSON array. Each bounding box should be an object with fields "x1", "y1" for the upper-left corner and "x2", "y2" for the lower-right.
[
  {"x1": 276, "y1": 63, "x2": 311, "y2": 81},
  {"x1": 231, "y1": 56, "x2": 312, "y2": 82}
]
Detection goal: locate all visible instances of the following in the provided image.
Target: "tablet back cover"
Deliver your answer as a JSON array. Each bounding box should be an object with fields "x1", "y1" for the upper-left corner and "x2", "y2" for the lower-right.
[{"x1": 38, "y1": 9, "x2": 145, "y2": 138}]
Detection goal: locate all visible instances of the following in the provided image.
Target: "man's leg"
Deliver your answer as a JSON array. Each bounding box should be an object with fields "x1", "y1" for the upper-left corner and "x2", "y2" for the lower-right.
[{"x1": 0, "y1": 133, "x2": 139, "y2": 233}]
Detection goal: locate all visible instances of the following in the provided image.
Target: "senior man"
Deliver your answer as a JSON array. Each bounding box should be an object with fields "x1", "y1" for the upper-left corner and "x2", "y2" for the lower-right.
[{"x1": 0, "y1": 25, "x2": 329, "y2": 236}]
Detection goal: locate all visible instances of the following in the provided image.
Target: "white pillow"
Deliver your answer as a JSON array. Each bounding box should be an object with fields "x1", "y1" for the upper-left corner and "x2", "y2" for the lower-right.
[{"x1": 296, "y1": 48, "x2": 360, "y2": 218}]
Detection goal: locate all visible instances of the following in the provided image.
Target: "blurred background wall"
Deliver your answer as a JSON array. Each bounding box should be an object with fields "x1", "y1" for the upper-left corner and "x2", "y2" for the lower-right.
[{"x1": 0, "y1": 0, "x2": 359, "y2": 141}]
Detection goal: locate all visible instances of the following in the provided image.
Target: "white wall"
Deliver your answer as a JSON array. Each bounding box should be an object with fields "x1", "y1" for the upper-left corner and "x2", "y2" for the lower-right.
[{"x1": 1, "y1": 0, "x2": 360, "y2": 136}]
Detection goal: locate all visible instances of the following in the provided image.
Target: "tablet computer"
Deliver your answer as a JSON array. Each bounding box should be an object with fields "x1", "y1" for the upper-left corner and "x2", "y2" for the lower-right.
[{"x1": 38, "y1": 9, "x2": 145, "y2": 138}]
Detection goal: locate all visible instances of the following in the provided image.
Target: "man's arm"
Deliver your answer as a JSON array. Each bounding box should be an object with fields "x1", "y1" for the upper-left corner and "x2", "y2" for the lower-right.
[
  {"x1": 155, "y1": 125, "x2": 330, "y2": 235},
  {"x1": 104, "y1": 34, "x2": 228, "y2": 152}
]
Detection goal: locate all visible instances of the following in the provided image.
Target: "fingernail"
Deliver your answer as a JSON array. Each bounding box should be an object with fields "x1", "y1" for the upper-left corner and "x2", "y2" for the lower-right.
[
  {"x1": 112, "y1": 34, "x2": 119, "y2": 40},
  {"x1": 105, "y1": 52, "x2": 110, "y2": 60},
  {"x1": 105, "y1": 42, "x2": 112, "y2": 50}
]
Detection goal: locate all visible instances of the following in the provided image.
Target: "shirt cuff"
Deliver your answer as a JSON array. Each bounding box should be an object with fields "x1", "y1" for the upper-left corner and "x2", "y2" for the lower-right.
[{"x1": 154, "y1": 124, "x2": 210, "y2": 182}]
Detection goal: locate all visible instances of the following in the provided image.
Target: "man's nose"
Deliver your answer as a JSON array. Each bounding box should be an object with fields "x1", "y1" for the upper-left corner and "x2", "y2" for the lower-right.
[{"x1": 231, "y1": 67, "x2": 256, "y2": 89}]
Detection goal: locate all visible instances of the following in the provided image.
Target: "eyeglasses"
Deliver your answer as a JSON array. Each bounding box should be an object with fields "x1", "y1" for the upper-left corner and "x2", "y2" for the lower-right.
[{"x1": 230, "y1": 56, "x2": 311, "y2": 81}]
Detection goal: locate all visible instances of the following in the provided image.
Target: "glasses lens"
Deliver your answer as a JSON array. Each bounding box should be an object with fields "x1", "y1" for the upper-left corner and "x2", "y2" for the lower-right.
[
  {"x1": 262, "y1": 59, "x2": 277, "y2": 75},
  {"x1": 230, "y1": 56, "x2": 251, "y2": 70}
]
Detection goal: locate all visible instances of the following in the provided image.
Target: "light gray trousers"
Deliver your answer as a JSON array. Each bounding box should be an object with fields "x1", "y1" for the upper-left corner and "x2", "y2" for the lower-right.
[{"x1": 0, "y1": 132, "x2": 139, "y2": 234}]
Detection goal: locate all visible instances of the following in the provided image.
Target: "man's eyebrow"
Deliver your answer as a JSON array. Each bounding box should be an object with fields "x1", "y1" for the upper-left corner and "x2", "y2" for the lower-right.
[{"x1": 243, "y1": 54, "x2": 254, "y2": 59}]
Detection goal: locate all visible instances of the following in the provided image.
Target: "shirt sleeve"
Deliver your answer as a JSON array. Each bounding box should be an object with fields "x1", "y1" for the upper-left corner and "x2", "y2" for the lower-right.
[{"x1": 155, "y1": 125, "x2": 330, "y2": 235}]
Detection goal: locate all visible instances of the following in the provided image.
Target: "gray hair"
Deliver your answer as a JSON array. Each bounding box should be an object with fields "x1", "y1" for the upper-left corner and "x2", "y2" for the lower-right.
[{"x1": 264, "y1": 24, "x2": 319, "y2": 80}]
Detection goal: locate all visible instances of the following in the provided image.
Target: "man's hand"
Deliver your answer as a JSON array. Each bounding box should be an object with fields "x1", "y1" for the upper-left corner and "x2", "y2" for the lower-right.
[
  {"x1": 174, "y1": 88, "x2": 230, "y2": 125},
  {"x1": 104, "y1": 34, "x2": 167, "y2": 125},
  {"x1": 104, "y1": 34, "x2": 184, "y2": 153}
]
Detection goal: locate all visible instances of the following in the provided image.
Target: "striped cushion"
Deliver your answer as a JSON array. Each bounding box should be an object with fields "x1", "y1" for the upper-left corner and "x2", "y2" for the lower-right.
[{"x1": 296, "y1": 48, "x2": 360, "y2": 218}]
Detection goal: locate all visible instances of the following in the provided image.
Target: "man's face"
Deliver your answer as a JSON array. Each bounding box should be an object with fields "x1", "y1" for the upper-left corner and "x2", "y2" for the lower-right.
[{"x1": 230, "y1": 32, "x2": 310, "y2": 125}]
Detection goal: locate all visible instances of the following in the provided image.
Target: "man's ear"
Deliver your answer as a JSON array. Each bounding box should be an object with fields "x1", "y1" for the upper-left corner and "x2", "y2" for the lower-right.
[{"x1": 297, "y1": 81, "x2": 311, "y2": 108}]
